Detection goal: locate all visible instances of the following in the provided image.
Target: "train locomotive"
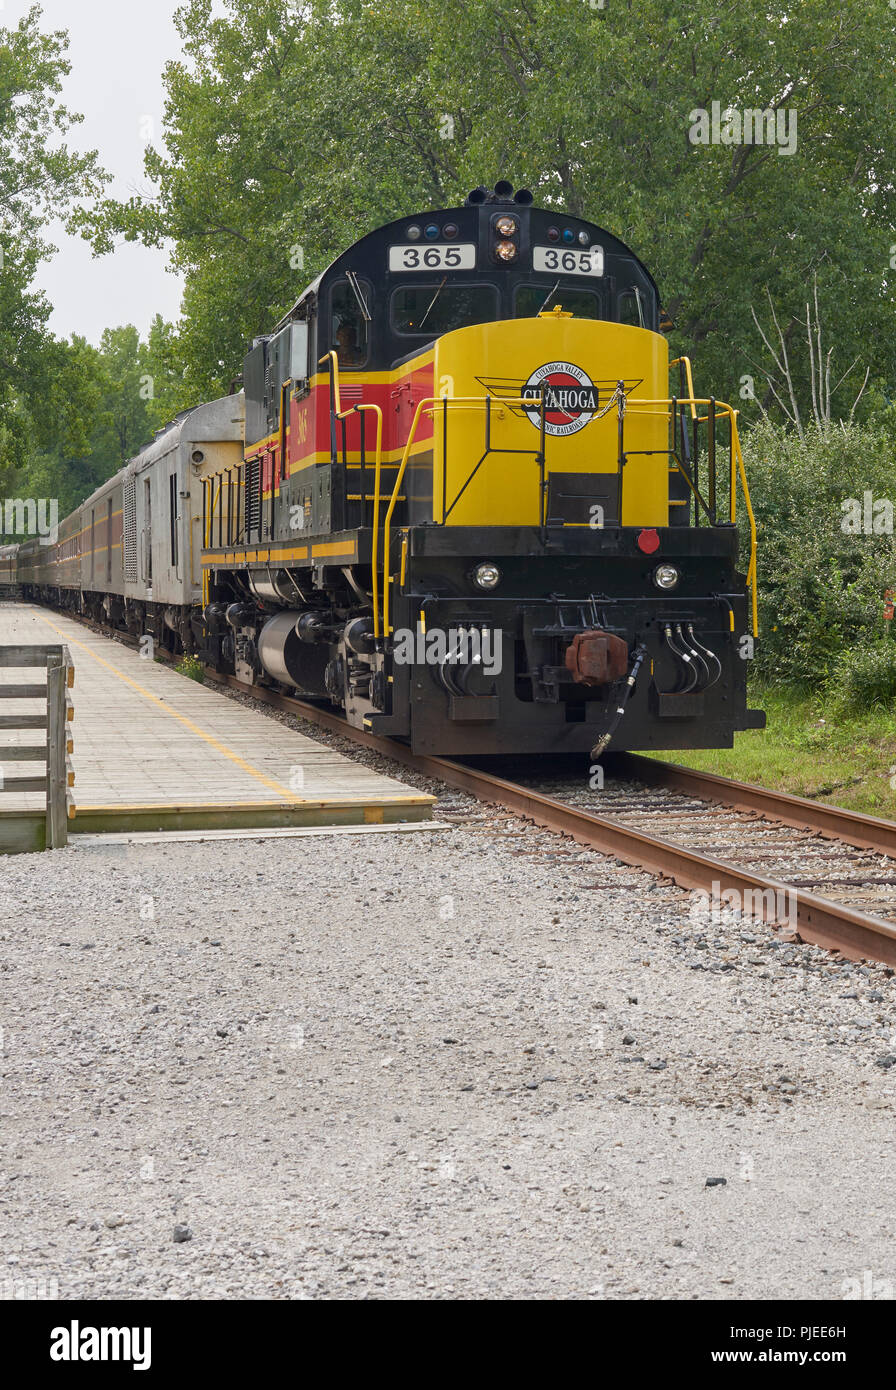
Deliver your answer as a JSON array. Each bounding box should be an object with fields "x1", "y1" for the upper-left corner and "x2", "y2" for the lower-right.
[{"x1": 13, "y1": 182, "x2": 765, "y2": 758}]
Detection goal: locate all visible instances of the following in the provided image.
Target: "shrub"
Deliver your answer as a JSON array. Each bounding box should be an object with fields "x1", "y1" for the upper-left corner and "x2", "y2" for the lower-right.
[
  {"x1": 737, "y1": 420, "x2": 896, "y2": 692},
  {"x1": 828, "y1": 641, "x2": 896, "y2": 714}
]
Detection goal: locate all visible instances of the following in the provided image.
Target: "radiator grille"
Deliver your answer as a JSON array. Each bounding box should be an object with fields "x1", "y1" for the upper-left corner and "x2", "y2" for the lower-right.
[
  {"x1": 246, "y1": 457, "x2": 261, "y2": 536},
  {"x1": 123, "y1": 476, "x2": 138, "y2": 582}
]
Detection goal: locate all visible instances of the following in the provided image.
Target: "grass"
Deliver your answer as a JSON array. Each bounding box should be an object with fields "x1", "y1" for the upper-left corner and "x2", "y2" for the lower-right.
[{"x1": 651, "y1": 683, "x2": 896, "y2": 818}]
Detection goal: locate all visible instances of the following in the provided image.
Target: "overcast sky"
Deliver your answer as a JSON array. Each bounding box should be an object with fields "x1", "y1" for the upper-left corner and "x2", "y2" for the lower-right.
[{"x1": 7, "y1": 0, "x2": 187, "y2": 344}]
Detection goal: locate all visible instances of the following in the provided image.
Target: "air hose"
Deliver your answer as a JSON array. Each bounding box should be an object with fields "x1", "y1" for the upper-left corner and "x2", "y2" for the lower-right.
[
  {"x1": 663, "y1": 623, "x2": 698, "y2": 692},
  {"x1": 590, "y1": 642, "x2": 648, "y2": 761}
]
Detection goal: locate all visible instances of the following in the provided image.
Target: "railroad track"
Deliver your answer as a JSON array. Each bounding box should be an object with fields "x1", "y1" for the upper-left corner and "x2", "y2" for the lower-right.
[
  {"x1": 31, "y1": 606, "x2": 896, "y2": 971},
  {"x1": 209, "y1": 673, "x2": 896, "y2": 971}
]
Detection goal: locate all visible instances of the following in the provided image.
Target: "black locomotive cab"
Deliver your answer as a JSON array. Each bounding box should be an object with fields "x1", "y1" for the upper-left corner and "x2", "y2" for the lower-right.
[{"x1": 258, "y1": 181, "x2": 661, "y2": 389}]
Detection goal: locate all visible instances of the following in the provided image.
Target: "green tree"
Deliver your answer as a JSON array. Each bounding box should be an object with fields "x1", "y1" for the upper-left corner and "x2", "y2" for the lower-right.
[
  {"x1": 92, "y1": 325, "x2": 154, "y2": 467},
  {"x1": 0, "y1": 5, "x2": 106, "y2": 481},
  {"x1": 143, "y1": 313, "x2": 194, "y2": 430},
  {"x1": 16, "y1": 326, "x2": 164, "y2": 521},
  {"x1": 18, "y1": 334, "x2": 111, "y2": 518},
  {"x1": 78, "y1": 0, "x2": 896, "y2": 419},
  {"x1": 445, "y1": 0, "x2": 896, "y2": 421}
]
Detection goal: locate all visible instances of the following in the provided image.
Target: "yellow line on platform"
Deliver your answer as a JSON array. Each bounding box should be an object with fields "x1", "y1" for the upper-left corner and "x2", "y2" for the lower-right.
[
  {"x1": 31, "y1": 612, "x2": 306, "y2": 804},
  {"x1": 73, "y1": 800, "x2": 429, "y2": 812}
]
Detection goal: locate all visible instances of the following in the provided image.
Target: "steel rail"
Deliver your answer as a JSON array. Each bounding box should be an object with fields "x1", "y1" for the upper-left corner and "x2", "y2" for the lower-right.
[
  {"x1": 23, "y1": 612, "x2": 896, "y2": 967},
  {"x1": 612, "y1": 753, "x2": 896, "y2": 860},
  {"x1": 215, "y1": 675, "x2": 896, "y2": 968}
]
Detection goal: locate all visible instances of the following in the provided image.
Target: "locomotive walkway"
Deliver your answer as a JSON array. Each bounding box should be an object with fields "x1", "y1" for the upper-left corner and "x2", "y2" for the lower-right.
[{"x1": 0, "y1": 602, "x2": 432, "y2": 843}]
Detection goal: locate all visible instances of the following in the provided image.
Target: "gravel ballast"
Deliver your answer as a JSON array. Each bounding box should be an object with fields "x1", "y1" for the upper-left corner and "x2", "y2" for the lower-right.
[{"x1": 3, "y1": 768, "x2": 895, "y2": 1301}]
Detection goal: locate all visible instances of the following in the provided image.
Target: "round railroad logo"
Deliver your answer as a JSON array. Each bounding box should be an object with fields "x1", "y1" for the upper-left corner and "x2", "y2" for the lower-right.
[{"x1": 523, "y1": 361, "x2": 599, "y2": 436}]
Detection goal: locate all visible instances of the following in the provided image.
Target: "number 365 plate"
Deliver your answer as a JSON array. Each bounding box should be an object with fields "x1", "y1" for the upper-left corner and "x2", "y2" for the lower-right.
[
  {"x1": 534, "y1": 246, "x2": 605, "y2": 276},
  {"x1": 388, "y1": 243, "x2": 476, "y2": 271}
]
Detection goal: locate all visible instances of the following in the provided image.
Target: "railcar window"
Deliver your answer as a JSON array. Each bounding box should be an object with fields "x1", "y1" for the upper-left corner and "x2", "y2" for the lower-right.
[
  {"x1": 106, "y1": 498, "x2": 113, "y2": 581},
  {"x1": 391, "y1": 284, "x2": 498, "y2": 336},
  {"x1": 514, "y1": 285, "x2": 601, "y2": 319},
  {"x1": 618, "y1": 288, "x2": 646, "y2": 327},
  {"x1": 330, "y1": 280, "x2": 372, "y2": 369}
]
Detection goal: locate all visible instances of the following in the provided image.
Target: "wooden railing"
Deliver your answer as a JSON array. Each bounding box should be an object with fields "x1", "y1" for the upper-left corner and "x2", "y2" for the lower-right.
[{"x1": 0, "y1": 644, "x2": 75, "y2": 852}]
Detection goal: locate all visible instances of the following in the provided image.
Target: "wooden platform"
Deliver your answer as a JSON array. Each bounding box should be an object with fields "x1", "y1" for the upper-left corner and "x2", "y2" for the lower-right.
[{"x1": 0, "y1": 603, "x2": 433, "y2": 843}]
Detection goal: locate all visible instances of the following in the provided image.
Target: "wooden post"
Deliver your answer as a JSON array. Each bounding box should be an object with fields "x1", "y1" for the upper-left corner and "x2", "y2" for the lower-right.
[{"x1": 46, "y1": 652, "x2": 67, "y2": 848}]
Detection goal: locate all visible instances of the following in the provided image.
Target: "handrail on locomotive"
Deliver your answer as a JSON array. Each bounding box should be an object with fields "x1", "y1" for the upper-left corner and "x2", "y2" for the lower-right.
[{"x1": 200, "y1": 347, "x2": 759, "y2": 644}]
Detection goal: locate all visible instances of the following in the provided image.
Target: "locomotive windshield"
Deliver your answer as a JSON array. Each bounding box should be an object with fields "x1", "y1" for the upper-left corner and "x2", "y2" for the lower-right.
[
  {"x1": 514, "y1": 284, "x2": 602, "y2": 319},
  {"x1": 390, "y1": 283, "x2": 498, "y2": 336},
  {"x1": 618, "y1": 287, "x2": 646, "y2": 327}
]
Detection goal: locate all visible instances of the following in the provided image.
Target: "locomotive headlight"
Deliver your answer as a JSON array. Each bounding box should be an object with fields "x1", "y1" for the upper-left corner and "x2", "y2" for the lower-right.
[
  {"x1": 495, "y1": 215, "x2": 518, "y2": 237},
  {"x1": 652, "y1": 563, "x2": 681, "y2": 591},
  {"x1": 473, "y1": 562, "x2": 501, "y2": 591},
  {"x1": 495, "y1": 240, "x2": 517, "y2": 261}
]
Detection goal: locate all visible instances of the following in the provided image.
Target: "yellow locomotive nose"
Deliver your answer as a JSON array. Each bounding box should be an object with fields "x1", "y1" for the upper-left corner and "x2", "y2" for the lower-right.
[{"x1": 432, "y1": 314, "x2": 669, "y2": 530}]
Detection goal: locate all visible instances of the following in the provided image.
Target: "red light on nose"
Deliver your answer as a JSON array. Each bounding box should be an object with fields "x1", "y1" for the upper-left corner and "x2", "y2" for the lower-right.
[{"x1": 637, "y1": 528, "x2": 660, "y2": 554}]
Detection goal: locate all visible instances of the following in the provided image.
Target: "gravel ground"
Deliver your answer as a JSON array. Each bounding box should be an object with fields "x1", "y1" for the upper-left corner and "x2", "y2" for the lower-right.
[{"x1": 2, "y1": 694, "x2": 896, "y2": 1301}]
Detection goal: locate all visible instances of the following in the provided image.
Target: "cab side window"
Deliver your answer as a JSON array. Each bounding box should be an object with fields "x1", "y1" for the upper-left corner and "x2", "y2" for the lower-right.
[
  {"x1": 330, "y1": 280, "x2": 371, "y2": 369},
  {"x1": 290, "y1": 321, "x2": 309, "y2": 390},
  {"x1": 266, "y1": 328, "x2": 289, "y2": 428}
]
